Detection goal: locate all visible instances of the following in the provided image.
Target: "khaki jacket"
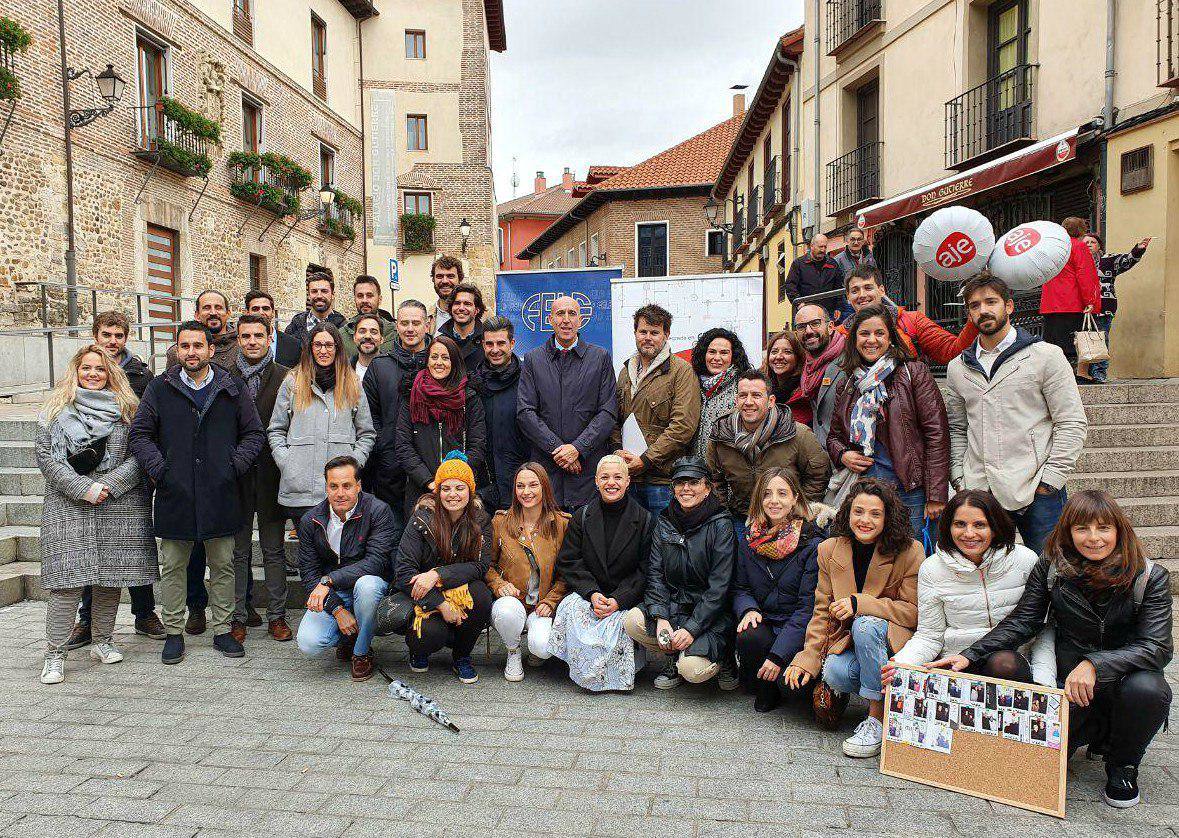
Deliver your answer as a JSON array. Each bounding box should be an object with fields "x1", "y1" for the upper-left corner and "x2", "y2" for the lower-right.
[
  {"x1": 613, "y1": 354, "x2": 702, "y2": 485},
  {"x1": 486, "y1": 510, "x2": 571, "y2": 611},
  {"x1": 790, "y1": 536, "x2": 923, "y2": 678}
]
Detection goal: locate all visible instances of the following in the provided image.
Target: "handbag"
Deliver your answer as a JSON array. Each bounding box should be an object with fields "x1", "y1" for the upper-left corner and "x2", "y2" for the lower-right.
[
  {"x1": 66, "y1": 436, "x2": 108, "y2": 476},
  {"x1": 374, "y1": 591, "x2": 416, "y2": 637},
  {"x1": 1074, "y1": 312, "x2": 1109, "y2": 364},
  {"x1": 811, "y1": 619, "x2": 850, "y2": 730}
]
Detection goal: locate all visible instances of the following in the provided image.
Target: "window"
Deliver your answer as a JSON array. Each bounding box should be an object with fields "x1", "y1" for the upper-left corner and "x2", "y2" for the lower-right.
[
  {"x1": 234, "y1": 0, "x2": 250, "y2": 16},
  {"x1": 242, "y1": 96, "x2": 262, "y2": 153},
  {"x1": 636, "y1": 222, "x2": 668, "y2": 277},
  {"x1": 403, "y1": 191, "x2": 433, "y2": 215},
  {"x1": 578, "y1": 241, "x2": 587, "y2": 267},
  {"x1": 776, "y1": 242, "x2": 787, "y2": 302},
  {"x1": 781, "y1": 95, "x2": 792, "y2": 200},
  {"x1": 567, "y1": 248, "x2": 575, "y2": 266},
  {"x1": 232, "y1": 0, "x2": 252, "y2": 43},
  {"x1": 1121, "y1": 146, "x2": 1154, "y2": 195},
  {"x1": 136, "y1": 34, "x2": 168, "y2": 147},
  {"x1": 589, "y1": 233, "x2": 600, "y2": 263},
  {"x1": 311, "y1": 13, "x2": 327, "y2": 99},
  {"x1": 407, "y1": 114, "x2": 428, "y2": 150},
  {"x1": 146, "y1": 224, "x2": 179, "y2": 334},
  {"x1": 856, "y1": 79, "x2": 879, "y2": 148},
  {"x1": 249, "y1": 254, "x2": 265, "y2": 291},
  {"x1": 319, "y1": 143, "x2": 336, "y2": 188},
  {"x1": 497, "y1": 226, "x2": 504, "y2": 264},
  {"x1": 405, "y1": 30, "x2": 426, "y2": 59},
  {"x1": 706, "y1": 228, "x2": 725, "y2": 258}
]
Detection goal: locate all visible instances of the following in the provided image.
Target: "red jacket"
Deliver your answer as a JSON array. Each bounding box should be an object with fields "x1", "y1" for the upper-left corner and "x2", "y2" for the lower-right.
[
  {"x1": 838, "y1": 306, "x2": 978, "y2": 365},
  {"x1": 1040, "y1": 236, "x2": 1101, "y2": 315}
]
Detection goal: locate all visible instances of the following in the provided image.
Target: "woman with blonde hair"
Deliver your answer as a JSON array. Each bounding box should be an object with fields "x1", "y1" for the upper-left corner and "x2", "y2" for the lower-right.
[
  {"x1": 487, "y1": 462, "x2": 570, "y2": 681},
  {"x1": 37, "y1": 346, "x2": 158, "y2": 684},
  {"x1": 269, "y1": 322, "x2": 375, "y2": 524}
]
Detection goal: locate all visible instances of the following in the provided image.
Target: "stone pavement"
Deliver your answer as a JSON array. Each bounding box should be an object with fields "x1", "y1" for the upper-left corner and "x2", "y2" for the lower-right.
[{"x1": 0, "y1": 601, "x2": 1176, "y2": 838}]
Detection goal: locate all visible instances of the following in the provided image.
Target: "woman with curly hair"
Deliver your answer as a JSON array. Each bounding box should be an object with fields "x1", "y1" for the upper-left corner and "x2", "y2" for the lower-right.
[
  {"x1": 690, "y1": 327, "x2": 752, "y2": 460},
  {"x1": 784, "y1": 478, "x2": 923, "y2": 758}
]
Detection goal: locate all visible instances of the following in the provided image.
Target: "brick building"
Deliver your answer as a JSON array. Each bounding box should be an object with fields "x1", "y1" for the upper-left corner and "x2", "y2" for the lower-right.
[
  {"x1": 496, "y1": 167, "x2": 580, "y2": 272},
  {"x1": 518, "y1": 115, "x2": 740, "y2": 278}
]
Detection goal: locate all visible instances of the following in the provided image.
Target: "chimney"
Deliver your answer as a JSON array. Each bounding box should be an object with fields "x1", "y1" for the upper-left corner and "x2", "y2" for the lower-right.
[
  {"x1": 562, "y1": 167, "x2": 574, "y2": 190},
  {"x1": 732, "y1": 92, "x2": 746, "y2": 117},
  {"x1": 534, "y1": 171, "x2": 546, "y2": 193}
]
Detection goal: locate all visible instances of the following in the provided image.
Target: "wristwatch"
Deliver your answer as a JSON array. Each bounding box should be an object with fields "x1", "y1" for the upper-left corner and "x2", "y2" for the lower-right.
[{"x1": 320, "y1": 575, "x2": 333, "y2": 588}]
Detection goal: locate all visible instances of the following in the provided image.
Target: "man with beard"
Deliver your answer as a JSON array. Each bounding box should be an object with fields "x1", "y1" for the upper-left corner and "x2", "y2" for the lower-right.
[
  {"x1": 472, "y1": 316, "x2": 527, "y2": 511},
  {"x1": 166, "y1": 290, "x2": 238, "y2": 370},
  {"x1": 93, "y1": 310, "x2": 152, "y2": 397},
  {"x1": 793, "y1": 303, "x2": 847, "y2": 448},
  {"x1": 350, "y1": 314, "x2": 383, "y2": 384},
  {"x1": 244, "y1": 290, "x2": 301, "y2": 367},
  {"x1": 439, "y1": 282, "x2": 486, "y2": 369},
  {"x1": 340, "y1": 275, "x2": 395, "y2": 361},
  {"x1": 944, "y1": 275, "x2": 1087, "y2": 554},
  {"x1": 285, "y1": 272, "x2": 346, "y2": 345},
  {"x1": 428, "y1": 255, "x2": 463, "y2": 334},
  {"x1": 361, "y1": 299, "x2": 431, "y2": 532},
  {"x1": 613, "y1": 304, "x2": 700, "y2": 514}
]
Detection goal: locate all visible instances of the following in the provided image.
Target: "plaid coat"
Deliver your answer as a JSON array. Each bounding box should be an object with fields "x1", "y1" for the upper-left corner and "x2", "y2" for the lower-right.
[{"x1": 36, "y1": 421, "x2": 159, "y2": 590}]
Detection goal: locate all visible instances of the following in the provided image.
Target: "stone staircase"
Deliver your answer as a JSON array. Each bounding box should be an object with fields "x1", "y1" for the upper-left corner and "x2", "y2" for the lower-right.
[{"x1": 1, "y1": 380, "x2": 1177, "y2": 605}]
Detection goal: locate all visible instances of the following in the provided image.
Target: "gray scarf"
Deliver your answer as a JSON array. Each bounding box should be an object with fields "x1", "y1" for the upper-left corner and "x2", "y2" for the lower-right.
[
  {"x1": 236, "y1": 353, "x2": 269, "y2": 401},
  {"x1": 730, "y1": 403, "x2": 781, "y2": 462},
  {"x1": 48, "y1": 388, "x2": 123, "y2": 468},
  {"x1": 627, "y1": 344, "x2": 671, "y2": 397}
]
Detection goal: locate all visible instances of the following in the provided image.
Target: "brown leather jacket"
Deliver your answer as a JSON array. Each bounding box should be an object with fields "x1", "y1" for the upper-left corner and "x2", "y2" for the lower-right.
[
  {"x1": 827, "y1": 359, "x2": 950, "y2": 503},
  {"x1": 486, "y1": 510, "x2": 571, "y2": 611}
]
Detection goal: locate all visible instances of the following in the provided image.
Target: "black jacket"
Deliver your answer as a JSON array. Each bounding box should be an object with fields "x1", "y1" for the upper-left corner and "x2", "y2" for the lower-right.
[
  {"x1": 964, "y1": 557, "x2": 1173, "y2": 685},
  {"x1": 394, "y1": 385, "x2": 488, "y2": 508},
  {"x1": 395, "y1": 505, "x2": 492, "y2": 610},
  {"x1": 274, "y1": 330, "x2": 302, "y2": 368},
  {"x1": 128, "y1": 365, "x2": 265, "y2": 541},
  {"x1": 297, "y1": 491, "x2": 397, "y2": 613},
  {"x1": 439, "y1": 319, "x2": 485, "y2": 370},
  {"x1": 284, "y1": 310, "x2": 346, "y2": 345},
  {"x1": 645, "y1": 500, "x2": 736, "y2": 661},
  {"x1": 119, "y1": 351, "x2": 153, "y2": 398},
  {"x1": 784, "y1": 254, "x2": 843, "y2": 312},
  {"x1": 361, "y1": 339, "x2": 431, "y2": 504},
  {"x1": 556, "y1": 496, "x2": 654, "y2": 610},
  {"x1": 731, "y1": 523, "x2": 823, "y2": 665},
  {"x1": 234, "y1": 361, "x2": 289, "y2": 523},
  {"x1": 472, "y1": 355, "x2": 527, "y2": 511}
]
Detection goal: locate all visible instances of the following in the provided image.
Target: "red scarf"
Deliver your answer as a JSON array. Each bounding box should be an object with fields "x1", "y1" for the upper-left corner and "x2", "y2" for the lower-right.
[
  {"x1": 799, "y1": 331, "x2": 846, "y2": 401},
  {"x1": 409, "y1": 369, "x2": 467, "y2": 437}
]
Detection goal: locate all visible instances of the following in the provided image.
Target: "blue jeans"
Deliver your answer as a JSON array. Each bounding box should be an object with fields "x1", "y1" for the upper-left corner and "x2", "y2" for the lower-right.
[
  {"x1": 1088, "y1": 314, "x2": 1113, "y2": 382},
  {"x1": 1010, "y1": 488, "x2": 1066, "y2": 557},
  {"x1": 296, "y1": 575, "x2": 388, "y2": 656},
  {"x1": 631, "y1": 483, "x2": 673, "y2": 515},
  {"x1": 822, "y1": 615, "x2": 890, "y2": 700}
]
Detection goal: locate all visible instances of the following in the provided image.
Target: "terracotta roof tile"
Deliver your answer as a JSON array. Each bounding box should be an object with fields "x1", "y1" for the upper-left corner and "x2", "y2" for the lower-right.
[
  {"x1": 497, "y1": 184, "x2": 581, "y2": 217},
  {"x1": 593, "y1": 115, "x2": 744, "y2": 192}
]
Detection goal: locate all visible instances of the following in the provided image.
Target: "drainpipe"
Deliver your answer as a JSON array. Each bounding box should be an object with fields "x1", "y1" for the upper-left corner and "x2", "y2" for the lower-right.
[
  {"x1": 1103, "y1": 0, "x2": 1116, "y2": 129},
  {"x1": 812, "y1": 0, "x2": 822, "y2": 226},
  {"x1": 357, "y1": 18, "x2": 369, "y2": 277}
]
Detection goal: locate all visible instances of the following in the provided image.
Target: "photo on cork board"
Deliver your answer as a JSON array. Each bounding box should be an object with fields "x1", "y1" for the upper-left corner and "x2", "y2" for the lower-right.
[{"x1": 980, "y1": 708, "x2": 999, "y2": 735}]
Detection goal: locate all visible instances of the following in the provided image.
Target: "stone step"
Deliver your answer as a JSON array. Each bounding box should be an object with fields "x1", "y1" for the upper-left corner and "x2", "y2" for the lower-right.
[
  {"x1": 0, "y1": 419, "x2": 38, "y2": 441},
  {"x1": 0, "y1": 561, "x2": 43, "y2": 606},
  {"x1": 1080, "y1": 380, "x2": 1179, "y2": 405},
  {"x1": 1068, "y1": 469, "x2": 1179, "y2": 498},
  {"x1": 0, "y1": 495, "x2": 40, "y2": 527},
  {"x1": 1085, "y1": 403, "x2": 1178, "y2": 426},
  {"x1": 1138, "y1": 526, "x2": 1179, "y2": 559},
  {"x1": 0, "y1": 441, "x2": 35, "y2": 469},
  {"x1": 0, "y1": 525, "x2": 40, "y2": 565},
  {"x1": 0, "y1": 468, "x2": 44, "y2": 496},
  {"x1": 1115, "y1": 496, "x2": 1179, "y2": 529},
  {"x1": 1083, "y1": 423, "x2": 1179, "y2": 449},
  {"x1": 1076, "y1": 446, "x2": 1179, "y2": 474}
]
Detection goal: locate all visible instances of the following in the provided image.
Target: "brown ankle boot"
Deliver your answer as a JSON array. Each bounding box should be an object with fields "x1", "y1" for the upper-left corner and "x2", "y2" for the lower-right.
[
  {"x1": 229, "y1": 621, "x2": 247, "y2": 644},
  {"x1": 336, "y1": 634, "x2": 355, "y2": 662},
  {"x1": 268, "y1": 618, "x2": 292, "y2": 642},
  {"x1": 351, "y1": 653, "x2": 374, "y2": 681}
]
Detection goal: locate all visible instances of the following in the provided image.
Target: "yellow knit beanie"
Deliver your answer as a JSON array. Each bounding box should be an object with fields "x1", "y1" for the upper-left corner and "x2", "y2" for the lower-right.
[{"x1": 435, "y1": 450, "x2": 476, "y2": 495}]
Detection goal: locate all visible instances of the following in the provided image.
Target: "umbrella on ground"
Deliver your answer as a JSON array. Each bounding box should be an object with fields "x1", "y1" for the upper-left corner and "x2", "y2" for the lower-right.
[{"x1": 378, "y1": 667, "x2": 461, "y2": 733}]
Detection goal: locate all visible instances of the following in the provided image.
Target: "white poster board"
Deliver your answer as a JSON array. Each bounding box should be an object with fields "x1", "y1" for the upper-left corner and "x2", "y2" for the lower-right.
[{"x1": 610, "y1": 273, "x2": 765, "y2": 372}]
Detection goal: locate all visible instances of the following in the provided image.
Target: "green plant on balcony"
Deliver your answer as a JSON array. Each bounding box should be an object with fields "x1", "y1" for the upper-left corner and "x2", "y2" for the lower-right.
[
  {"x1": 226, "y1": 150, "x2": 313, "y2": 216},
  {"x1": 332, "y1": 188, "x2": 363, "y2": 218},
  {"x1": 0, "y1": 17, "x2": 32, "y2": 102},
  {"x1": 153, "y1": 137, "x2": 213, "y2": 177},
  {"x1": 400, "y1": 212, "x2": 435, "y2": 253},
  {"x1": 159, "y1": 96, "x2": 221, "y2": 145},
  {"x1": 320, "y1": 216, "x2": 356, "y2": 241}
]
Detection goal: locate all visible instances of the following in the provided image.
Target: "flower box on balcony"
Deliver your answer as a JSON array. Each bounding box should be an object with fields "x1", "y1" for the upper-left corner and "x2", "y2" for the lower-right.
[
  {"x1": 132, "y1": 97, "x2": 219, "y2": 178},
  {"x1": 0, "y1": 17, "x2": 33, "y2": 102},
  {"x1": 318, "y1": 188, "x2": 362, "y2": 240},
  {"x1": 227, "y1": 150, "x2": 313, "y2": 216}
]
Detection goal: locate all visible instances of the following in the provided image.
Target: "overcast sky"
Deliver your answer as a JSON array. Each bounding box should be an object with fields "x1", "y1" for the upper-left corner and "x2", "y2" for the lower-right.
[{"x1": 489, "y1": 0, "x2": 805, "y2": 202}]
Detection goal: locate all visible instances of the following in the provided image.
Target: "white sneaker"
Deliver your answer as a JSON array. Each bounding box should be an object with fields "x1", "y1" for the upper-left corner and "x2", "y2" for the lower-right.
[
  {"x1": 504, "y1": 648, "x2": 524, "y2": 682},
  {"x1": 90, "y1": 642, "x2": 123, "y2": 665},
  {"x1": 842, "y1": 716, "x2": 884, "y2": 758},
  {"x1": 40, "y1": 652, "x2": 65, "y2": 685}
]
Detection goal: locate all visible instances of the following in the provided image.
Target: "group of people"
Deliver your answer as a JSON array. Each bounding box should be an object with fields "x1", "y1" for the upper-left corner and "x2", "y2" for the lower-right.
[{"x1": 36, "y1": 251, "x2": 1170, "y2": 809}]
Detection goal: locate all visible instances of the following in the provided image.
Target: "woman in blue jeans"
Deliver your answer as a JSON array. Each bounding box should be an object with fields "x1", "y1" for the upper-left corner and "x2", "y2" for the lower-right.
[{"x1": 784, "y1": 479, "x2": 924, "y2": 758}]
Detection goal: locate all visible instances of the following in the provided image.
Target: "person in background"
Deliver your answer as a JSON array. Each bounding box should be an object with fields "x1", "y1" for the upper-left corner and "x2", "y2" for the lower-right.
[
  {"x1": 827, "y1": 304, "x2": 949, "y2": 538},
  {"x1": 550, "y1": 455, "x2": 655, "y2": 692},
  {"x1": 472, "y1": 316, "x2": 527, "y2": 512},
  {"x1": 1082, "y1": 233, "x2": 1151, "y2": 383},
  {"x1": 732, "y1": 468, "x2": 823, "y2": 712},
  {"x1": 690, "y1": 327, "x2": 752, "y2": 461},
  {"x1": 944, "y1": 275, "x2": 1086, "y2": 555},
  {"x1": 838, "y1": 265, "x2": 977, "y2": 365},
  {"x1": 166, "y1": 290, "x2": 238, "y2": 370},
  {"x1": 760, "y1": 329, "x2": 812, "y2": 425},
  {"x1": 438, "y1": 282, "x2": 486, "y2": 370},
  {"x1": 883, "y1": 489, "x2": 1055, "y2": 687},
  {"x1": 833, "y1": 228, "x2": 878, "y2": 324},
  {"x1": 285, "y1": 272, "x2": 346, "y2": 345},
  {"x1": 394, "y1": 452, "x2": 493, "y2": 683},
  {"x1": 937, "y1": 490, "x2": 1172, "y2": 810},
  {"x1": 36, "y1": 346, "x2": 159, "y2": 684},
  {"x1": 340, "y1": 275, "x2": 395, "y2": 362},
  {"x1": 395, "y1": 335, "x2": 486, "y2": 517},
  {"x1": 614, "y1": 304, "x2": 701, "y2": 515},
  {"x1": 350, "y1": 313, "x2": 384, "y2": 384},
  {"x1": 623, "y1": 457, "x2": 736, "y2": 689},
  {"x1": 228, "y1": 314, "x2": 291, "y2": 644},
  {"x1": 129, "y1": 320, "x2": 265, "y2": 665},
  {"x1": 92, "y1": 310, "x2": 152, "y2": 398},
  {"x1": 794, "y1": 304, "x2": 847, "y2": 448},
  {"x1": 428, "y1": 255, "x2": 463, "y2": 334},
  {"x1": 244, "y1": 290, "x2": 301, "y2": 368},
  {"x1": 487, "y1": 463, "x2": 570, "y2": 681},
  {"x1": 296, "y1": 455, "x2": 396, "y2": 682},
  {"x1": 1040, "y1": 216, "x2": 1101, "y2": 372},
  {"x1": 784, "y1": 234, "x2": 844, "y2": 319},
  {"x1": 784, "y1": 479, "x2": 923, "y2": 758},
  {"x1": 517, "y1": 295, "x2": 618, "y2": 510}
]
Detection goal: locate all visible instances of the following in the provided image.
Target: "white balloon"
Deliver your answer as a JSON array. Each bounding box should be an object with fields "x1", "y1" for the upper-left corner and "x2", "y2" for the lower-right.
[
  {"x1": 988, "y1": 221, "x2": 1072, "y2": 291},
  {"x1": 912, "y1": 206, "x2": 996, "y2": 283}
]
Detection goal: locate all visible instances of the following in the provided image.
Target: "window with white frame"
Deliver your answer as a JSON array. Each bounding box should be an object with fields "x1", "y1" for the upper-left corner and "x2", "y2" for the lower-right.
[{"x1": 706, "y1": 228, "x2": 725, "y2": 257}]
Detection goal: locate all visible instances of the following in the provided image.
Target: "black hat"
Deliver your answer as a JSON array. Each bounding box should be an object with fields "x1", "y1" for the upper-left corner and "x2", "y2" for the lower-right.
[{"x1": 670, "y1": 456, "x2": 710, "y2": 483}]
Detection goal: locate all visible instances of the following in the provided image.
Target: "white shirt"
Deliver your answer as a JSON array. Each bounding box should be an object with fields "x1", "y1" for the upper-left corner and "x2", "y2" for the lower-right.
[
  {"x1": 433, "y1": 303, "x2": 451, "y2": 334},
  {"x1": 325, "y1": 501, "x2": 359, "y2": 557},
  {"x1": 355, "y1": 360, "x2": 369, "y2": 384},
  {"x1": 555, "y1": 336, "x2": 579, "y2": 352},
  {"x1": 180, "y1": 367, "x2": 214, "y2": 390},
  {"x1": 975, "y1": 326, "x2": 1017, "y2": 378}
]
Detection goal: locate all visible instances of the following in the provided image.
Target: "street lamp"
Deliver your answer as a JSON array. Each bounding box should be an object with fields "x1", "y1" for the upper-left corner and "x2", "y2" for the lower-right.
[
  {"x1": 319, "y1": 183, "x2": 336, "y2": 208},
  {"x1": 66, "y1": 63, "x2": 126, "y2": 128},
  {"x1": 459, "y1": 217, "x2": 471, "y2": 253},
  {"x1": 704, "y1": 195, "x2": 721, "y2": 228}
]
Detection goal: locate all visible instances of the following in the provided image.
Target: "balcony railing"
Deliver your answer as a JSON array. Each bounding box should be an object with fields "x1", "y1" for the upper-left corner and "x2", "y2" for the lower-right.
[
  {"x1": 763, "y1": 155, "x2": 779, "y2": 216},
  {"x1": 1160, "y1": 1, "x2": 1179, "y2": 87},
  {"x1": 945, "y1": 64, "x2": 1037, "y2": 169},
  {"x1": 131, "y1": 103, "x2": 215, "y2": 178},
  {"x1": 318, "y1": 202, "x2": 357, "y2": 240},
  {"x1": 826, "y1": 141, "x2": 882, "y2": 216},
  {"x1": 228, "y1": 163, "x2": 302, "y2": 216},
  {"x1": 826, "y1": 0, "x2": 883, "y2": 55},
  {"x1": 749, "y1": 185, "x2": 761, "y2": 231}
]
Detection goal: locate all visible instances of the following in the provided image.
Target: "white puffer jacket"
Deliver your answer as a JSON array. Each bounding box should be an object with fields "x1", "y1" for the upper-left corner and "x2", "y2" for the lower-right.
[{"x1": 894, "y1": 544, "x2": 1056, "y2": 686}]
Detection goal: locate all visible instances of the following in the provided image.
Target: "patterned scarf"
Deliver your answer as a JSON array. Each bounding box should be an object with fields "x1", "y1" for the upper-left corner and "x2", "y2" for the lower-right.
[
  {"x1": 747, "y1": 518, "x2": 804, "y2": 560},
  {"x1": 848, "y1": 355, "x2": 897, "y2": 457},
  {"x1": 729, "y1": 403, "x2": 782, "y2": 461},
  {"x1": 236, "y1": 353, "x2": 269, "y2": 401},
  {"x1": 799, "y1": 331, "x2": 846, "y2": 401},
  {"x1": 409, "y1": 369, "x2": 468, "y2": 436},
  {"x1": 699, "y1": 365, "x2": 736, "y2": 398}
]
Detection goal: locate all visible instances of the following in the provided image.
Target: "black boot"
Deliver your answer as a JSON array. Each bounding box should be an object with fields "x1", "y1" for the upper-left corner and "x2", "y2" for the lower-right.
[{"x1": 754, "y1": 681, "x2": 781, "y2": 713}]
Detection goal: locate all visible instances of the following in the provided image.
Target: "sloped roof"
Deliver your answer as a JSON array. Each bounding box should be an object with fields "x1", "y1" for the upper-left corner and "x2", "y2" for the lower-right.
[{"x1": 497, "y1": 184, "x2": 582, "y2": 219}]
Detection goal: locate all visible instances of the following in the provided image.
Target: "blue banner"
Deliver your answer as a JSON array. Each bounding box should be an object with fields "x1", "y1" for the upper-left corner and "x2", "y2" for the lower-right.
[{"x1": 495, "y1": 268, "x2": 618, "y2": 356}]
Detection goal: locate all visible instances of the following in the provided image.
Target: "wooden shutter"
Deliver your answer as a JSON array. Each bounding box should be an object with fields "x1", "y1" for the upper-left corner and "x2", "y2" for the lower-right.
[{"x1": 146, "y1": 224, "x2": 179, "y2": 337}]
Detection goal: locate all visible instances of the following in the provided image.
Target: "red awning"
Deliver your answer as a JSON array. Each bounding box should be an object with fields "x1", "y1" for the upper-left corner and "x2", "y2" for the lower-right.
[{"x1": 856, "y1": 128, "x2": 1080, "y2": 229}]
